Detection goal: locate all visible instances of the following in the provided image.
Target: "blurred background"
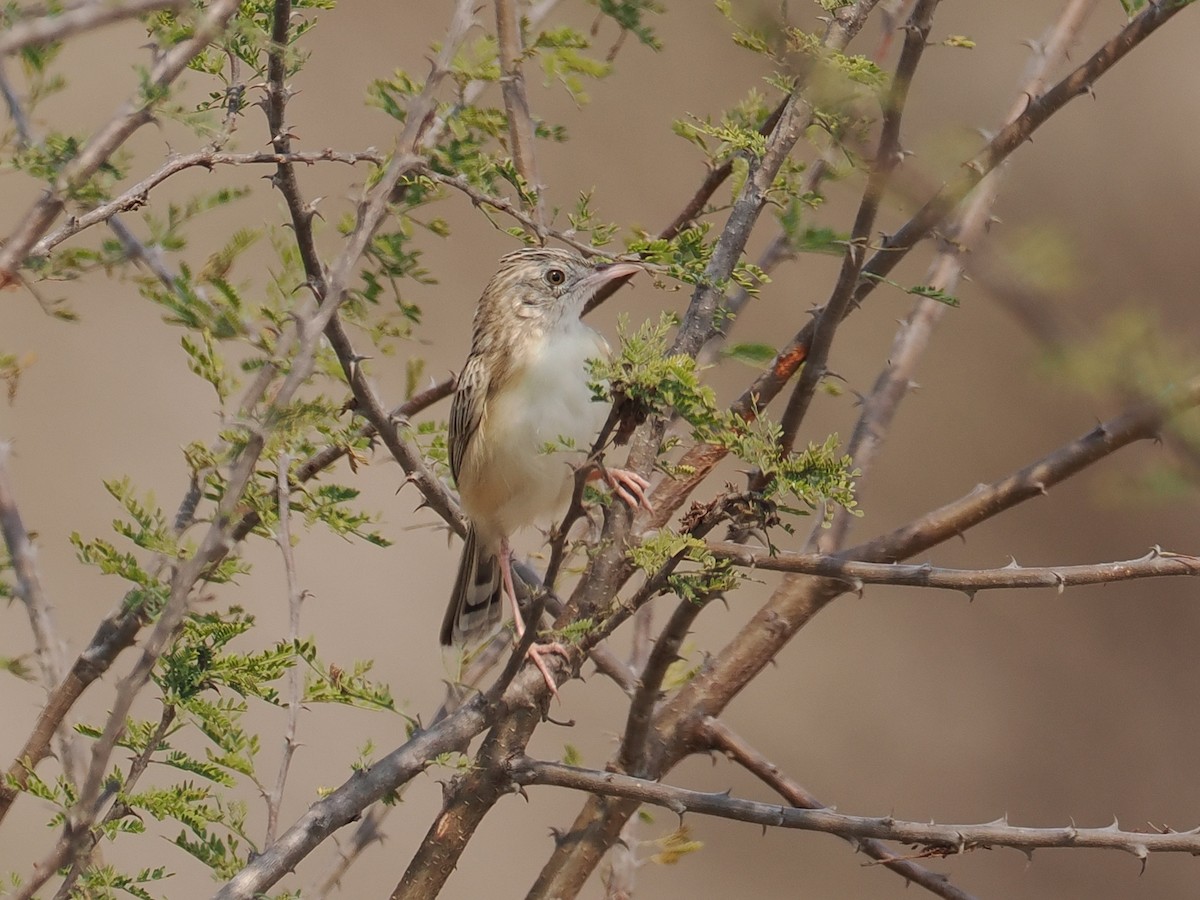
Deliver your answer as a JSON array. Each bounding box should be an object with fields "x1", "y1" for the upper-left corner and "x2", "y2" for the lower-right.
[{"x1": 2, "y1": 1, "x2": 1199, "y2": 897}]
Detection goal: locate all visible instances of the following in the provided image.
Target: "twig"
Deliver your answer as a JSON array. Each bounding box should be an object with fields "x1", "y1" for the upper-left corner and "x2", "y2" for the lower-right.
[
  {"x1": 510, "y1": 756, "x2": 1200, "y2": 864},
  {"x1": 494, "y1": 0, "x2": 546, "y2": 226},
  {"x1": 0, "y1": 58, "x2": 33, "y2": 147},
  {"x1": 265, "y1": 453, "x2": 305, "y2": 848},
  {"x1": 0, "y1": 0, "x2": 186, "y2": 56},
  {"x1": 708, "y1": 544, "x2": 1200, "y2": 594},
  {"x1": 49, "y1": 705, "x2": 177, "y2": 900},
  {"x1": 311, "y1": 805, "x2": 391, "y2": 899},
  {"x1": 616, "y1": 594, "x2": 710, "y2": 776},
  {"x1": 701, "y1": 718, "x2": 977, "y2": 900},
  {"x1": 0, "y1": 444, "x2": 83, "y2": 790},
  {"x1": 33, "y1": 149, "x2": 384, "y2": 257}
]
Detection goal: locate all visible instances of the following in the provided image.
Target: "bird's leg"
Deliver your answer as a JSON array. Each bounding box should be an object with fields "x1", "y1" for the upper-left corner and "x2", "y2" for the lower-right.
[
  {"x1": 499, "y1": 537, "x2": 569, "y2": 697},
  {"x1": 588, "y1": 465, "x2": 653, "y2": 511}
]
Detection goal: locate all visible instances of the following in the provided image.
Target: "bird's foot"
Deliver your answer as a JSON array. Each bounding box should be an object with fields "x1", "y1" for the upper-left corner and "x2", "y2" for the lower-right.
[
  {"x1": 526, "y1": 640, "x2": 570, "y2": 698},
  {"x1": 603, "y1": 467, "x2": 653, "y2": 511}
]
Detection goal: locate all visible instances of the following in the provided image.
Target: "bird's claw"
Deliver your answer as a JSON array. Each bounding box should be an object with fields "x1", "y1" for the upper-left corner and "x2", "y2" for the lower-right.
[
  {"x1": 605, "y1": 467, "x2": 653, "y2": 511},
  {"x1": 527, "y1": 641, "x2": 570, "y2": 699}
]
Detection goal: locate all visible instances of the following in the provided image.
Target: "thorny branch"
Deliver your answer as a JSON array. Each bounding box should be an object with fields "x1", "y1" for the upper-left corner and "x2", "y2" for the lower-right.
[
  {"x1": 708, "y1": 544, "x2": 1200, "y2": 594},
  {"x1": 510, "y1": 756, "x2": 1200, "y2": 865},
  {"x1": 0, "y1": 0, "x2": 186, "y2": 56}
]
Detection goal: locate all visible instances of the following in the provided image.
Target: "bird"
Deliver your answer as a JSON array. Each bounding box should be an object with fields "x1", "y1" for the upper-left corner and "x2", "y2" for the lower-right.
[{"x1": 441, "y1": 247, "x2": 651, "y2": 692}]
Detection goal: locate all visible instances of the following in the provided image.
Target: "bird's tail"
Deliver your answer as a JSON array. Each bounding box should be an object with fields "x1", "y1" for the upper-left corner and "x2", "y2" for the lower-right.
[{"x1": 440, "y1": 524, "x2": 504, "y2": 646}]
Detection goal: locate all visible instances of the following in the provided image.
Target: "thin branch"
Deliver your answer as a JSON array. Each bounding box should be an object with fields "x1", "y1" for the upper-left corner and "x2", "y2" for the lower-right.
[
  {"x1": 616, "y1": 594, "x2": 710, "y2": 776},
  {"x1": 49, "y1": 705, "x2": 177, "y2": 900},
  {"x1": 494, "y1": 0, "x2": 546, "y2": 225},
  {"x1": 0, "y1": 58, "x2": 34, "y2": 147},
  {"x1": 510, "y1": 756, "x2": 1200, "y2": 864},
  {"x1": 701, "y1": 718, "x2": 978, "y2": 900},
  {"x1": 0, "y1": 0, "x2": 245, "y2": 286},
  {"x1": 0, "y1": 443, "x2": 83, "y2": 790},
  {"x1": 773, "y1": 0, "x2": 939, "y2": 463},
  {"x1": 311, "y1": 805, "x2": 391, "y2": 899},
  {"x1": 0, "y1": 0, "x2": 186, "y2": 56},
  {"x1": 265, "y1": 453, "x2": 305, "y2": 848},
  {"x1": 708, "y1": 544, "x2": 1200, "y2": 594},
  {"x1": 33, "y1": 149, "x2": 383, "y2": 257}
]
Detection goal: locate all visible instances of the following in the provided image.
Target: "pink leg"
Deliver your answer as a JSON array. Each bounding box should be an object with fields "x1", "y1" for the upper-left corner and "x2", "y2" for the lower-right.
[{"x1": 499, "y1": 538, "x2": 568, "y2": 698}]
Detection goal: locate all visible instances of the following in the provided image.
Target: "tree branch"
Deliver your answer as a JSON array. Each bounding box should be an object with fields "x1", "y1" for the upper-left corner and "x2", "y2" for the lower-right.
[
  {"x1": 510, "y1": 756, "x2": 1200, "y2": 865},
  {"x1": 0, "y1": 0, "x2": 186, "y2": 56},
  {"x1": 708, "y1": 544, "x2": 1200, "y2": 594},
  {"x1": 494, "y1": 0, "x2": 546, "y2": 226}
]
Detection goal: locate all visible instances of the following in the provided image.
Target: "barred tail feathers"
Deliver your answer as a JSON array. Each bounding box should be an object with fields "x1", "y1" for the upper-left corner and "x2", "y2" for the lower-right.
[{"x1": 440, "y1": 524, "x2": 503, "y2": 645}]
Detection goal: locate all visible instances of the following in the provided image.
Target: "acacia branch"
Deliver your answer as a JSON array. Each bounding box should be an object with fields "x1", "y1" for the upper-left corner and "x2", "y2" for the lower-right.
[
  {"x1": 265, "y1": 454, "x2": 304, "y2": 848},
  {"x1": 708, "y1": 544, "x2": 1200, "y2": 594},
  {"x1": 33, "y1": 149, "x2": 384, "y2": 257},
  {"x1": 494, "y1": 0, "x2": 546, "y2": 225},
  {"x1": 0, "y1": 0, "x2": 186, "y2": 56},
  {"x1": 510, "y1": 756, "x2": 1200, "y2": 864}
]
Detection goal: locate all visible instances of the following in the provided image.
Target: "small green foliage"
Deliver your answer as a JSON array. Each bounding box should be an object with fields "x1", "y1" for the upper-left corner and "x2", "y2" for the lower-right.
[
  {"x1": 1120, "y1": 0, "x2": 1146, "y2": 15},
  {"x1": 570, "y1": 190, "x2": 621, "y2": 247},
  {"x1": 587, "y1": 0, "x2": 664, "y2": 50},
  {"x1": 298, "y1": 641, "x2": 400, "y2": 713},
  {"x1": 157, "y1": 608, "x2": 292, "y2": 705},
  {"x1": 595, "y1": 315, "x2": 857, "y2": 522},
  {"x1": 627, "y1": 530, "x2": 738, "y2": 602},
  {"x1": 906, "y1": 285, "x2": 960, "y2": 307},
  {"x1": 10, "y1": 132, "x2": 127, "y2": 203},
  {"x1": 551, "y1": 617, "x2": 596, "y2": 645},
  {"x1": 787, "y1": 31, "x2": 887, "y2": 90},
  {"x1": 534, "y1": 27, "x2": 611, "y2": 103},
  {"x1": 649, "y1": 824, "x2": 704, "y2": 865},
  {"x1": 562, "y1": 744, "x2": 584, "y2": 766},
  {"x1": 590, "y1": 313, "x2": 718, "y2": 423},
  {"x1": 942, "y1": 35, "x2": 976, "y2": 49},
  {"x1": 73, "y1": 863, "x2": 172, "y2": 900},
  {"x1": 0, "y1": 351, "x2": 33, "y2": 403},
  {"x1": 0, "y1": 655, "x2": 34, "y2": 681},
  {"x1": 721, "y1": 342, "x2": 777, "y2": 367}
]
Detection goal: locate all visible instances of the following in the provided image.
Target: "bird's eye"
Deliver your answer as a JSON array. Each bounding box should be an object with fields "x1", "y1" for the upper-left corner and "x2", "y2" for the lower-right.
[{"x1": 544, "y1": 268, "x2": 566, "y2": 286}]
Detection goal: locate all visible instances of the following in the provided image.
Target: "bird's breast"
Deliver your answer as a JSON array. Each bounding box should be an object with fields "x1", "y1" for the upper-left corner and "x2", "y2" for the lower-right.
[{"x1": 458, "y1": 323, "x2": 609, "y2": 536}]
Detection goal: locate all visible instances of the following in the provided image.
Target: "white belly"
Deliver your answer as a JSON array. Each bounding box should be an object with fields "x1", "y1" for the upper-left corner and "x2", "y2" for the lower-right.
[{"x1": 461, "y1": 322, "x2": 609, "y2": 538}]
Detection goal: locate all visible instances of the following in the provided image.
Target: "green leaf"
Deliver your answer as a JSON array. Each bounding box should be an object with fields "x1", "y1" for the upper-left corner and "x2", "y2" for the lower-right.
[{"x1": 721, "y1": 342, "x2": 777, "y2": 367}]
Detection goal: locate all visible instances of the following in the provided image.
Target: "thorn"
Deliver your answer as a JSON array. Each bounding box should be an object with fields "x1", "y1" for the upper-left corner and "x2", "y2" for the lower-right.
[
  {"x1": 1053, "y1": 572, "x2": 1066, "y2": 594},
  {"x1": 962, "y1": 590, "x2": 976, "y2": 603}
]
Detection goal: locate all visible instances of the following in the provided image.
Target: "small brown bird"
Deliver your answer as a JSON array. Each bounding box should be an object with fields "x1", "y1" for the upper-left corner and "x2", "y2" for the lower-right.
[{"x1": 442, "y1": 247, "x2": 650, "y2": 689}]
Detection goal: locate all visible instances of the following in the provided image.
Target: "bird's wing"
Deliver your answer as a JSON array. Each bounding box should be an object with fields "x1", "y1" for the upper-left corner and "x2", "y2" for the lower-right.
[{"x1": 449, "y1": 353, "x2": 488, "y2": 481}]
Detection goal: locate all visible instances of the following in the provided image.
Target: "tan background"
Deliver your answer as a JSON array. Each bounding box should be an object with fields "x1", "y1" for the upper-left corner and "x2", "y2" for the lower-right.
[{"x1": 2, "y1": 2, "x2": 1200, "y2": 898}]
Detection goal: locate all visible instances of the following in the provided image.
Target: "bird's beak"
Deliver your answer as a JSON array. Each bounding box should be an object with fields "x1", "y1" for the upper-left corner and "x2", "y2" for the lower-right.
[{"x1": 580, "y1": 261, "x2": 642, "y2": 294}]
